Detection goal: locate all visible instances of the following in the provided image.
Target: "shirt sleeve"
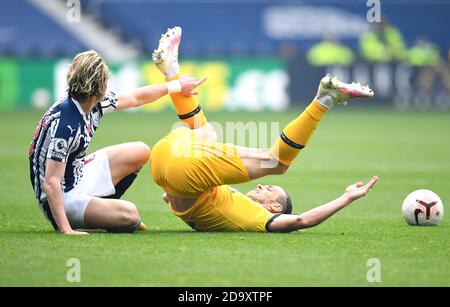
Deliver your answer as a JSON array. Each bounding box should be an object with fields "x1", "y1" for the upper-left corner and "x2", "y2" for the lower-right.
[
  {"x1": 98, "y1": 91, "x2": 118, "y2": 115},
  {"x1": 47, "y1": 118, "x2": 76, "y2": 163}
]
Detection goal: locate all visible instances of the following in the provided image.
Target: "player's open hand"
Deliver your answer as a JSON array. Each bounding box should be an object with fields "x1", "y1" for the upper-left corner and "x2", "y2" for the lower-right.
[
  {"x1": 178, "y1": 74, "x2": 207, "y2": 96},
  {"x1": 344, "y1": 176, "x2": 378, "y2": 202}
]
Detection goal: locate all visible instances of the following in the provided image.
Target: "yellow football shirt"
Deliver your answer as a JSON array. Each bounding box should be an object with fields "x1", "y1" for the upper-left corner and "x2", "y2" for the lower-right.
[
  {"x1": 170, "y1": 185, "x2": 278, "y2": 232},
  {"x1": 150, "y1": 127, "x2": 278, "y2": 232}
]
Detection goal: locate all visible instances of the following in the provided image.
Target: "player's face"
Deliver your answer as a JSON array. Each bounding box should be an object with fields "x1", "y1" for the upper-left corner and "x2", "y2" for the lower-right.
[{"x1": 246, "y1": 184, "x2": 286, "y2": 213}]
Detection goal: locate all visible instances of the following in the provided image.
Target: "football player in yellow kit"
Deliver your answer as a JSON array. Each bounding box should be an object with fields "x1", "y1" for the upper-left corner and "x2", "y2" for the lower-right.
[{"x1": 150, "y1": 27, "x2": 378, "y2": 232}]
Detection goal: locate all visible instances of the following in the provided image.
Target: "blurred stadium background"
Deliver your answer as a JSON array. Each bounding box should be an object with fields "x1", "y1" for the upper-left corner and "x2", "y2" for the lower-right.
[{"x1": 1, "y1": 0, "x2": 450, "y2": 112}]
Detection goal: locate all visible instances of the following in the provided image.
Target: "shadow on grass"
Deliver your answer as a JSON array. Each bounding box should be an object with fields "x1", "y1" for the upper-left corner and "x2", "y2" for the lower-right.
[{"x1": 1, "y1": 227, "x2": 350, "y2": 238}]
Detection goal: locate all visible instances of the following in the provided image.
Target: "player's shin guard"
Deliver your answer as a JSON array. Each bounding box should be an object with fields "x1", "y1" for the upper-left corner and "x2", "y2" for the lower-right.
[
  {"x1": 167, "y1": 76, "x2": 208, "y2": 129},
  {"x1": 170, "y1": 93, "x2": 208, "y2": 129},
  {"x1": 270, "y1": 100, "x2": 328, "y2": 166}
]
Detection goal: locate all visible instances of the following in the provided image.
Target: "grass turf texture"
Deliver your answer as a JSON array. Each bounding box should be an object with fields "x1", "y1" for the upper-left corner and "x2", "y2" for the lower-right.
[{"x1": 0, "y1": 106, "x2": 449, "y2": 286}]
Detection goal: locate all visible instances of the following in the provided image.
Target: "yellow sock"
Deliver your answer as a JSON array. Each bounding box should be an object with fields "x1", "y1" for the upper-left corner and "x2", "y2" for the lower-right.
[
  {"x1": 270, "y1": 100, "x2": 328, "y2": 166},
  {"x1": 167, "y1": 75, "x2": 208, "y2": 129}
]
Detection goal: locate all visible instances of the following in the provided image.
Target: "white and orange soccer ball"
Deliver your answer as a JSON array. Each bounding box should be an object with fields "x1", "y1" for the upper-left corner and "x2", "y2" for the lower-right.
[{"x1": 402, "y1": 189, "x2": 444, "y2": 226}]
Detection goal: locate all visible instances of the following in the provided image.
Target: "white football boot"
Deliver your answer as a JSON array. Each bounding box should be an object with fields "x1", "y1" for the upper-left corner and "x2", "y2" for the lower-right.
[
  {"x1": 152, "y1": 26, "x2": 182, "y2": 75},
  {"x1": 315, "y1": 74, "x2": 374, "y2": 106}
]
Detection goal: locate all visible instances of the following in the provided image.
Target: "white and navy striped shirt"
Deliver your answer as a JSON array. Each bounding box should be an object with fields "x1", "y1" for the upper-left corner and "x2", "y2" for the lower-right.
[{"x1": 28, "y1": 91, "x2": 118, "y2": 205}]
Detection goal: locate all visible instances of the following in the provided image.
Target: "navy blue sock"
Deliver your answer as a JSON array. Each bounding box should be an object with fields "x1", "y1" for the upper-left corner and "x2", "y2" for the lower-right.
[
  {"x1": 105, "y1": 170, "x2": 139, "y2": 200},
  {"x1": 106, "y1": 218, "x2": 141, "y2": 233}
]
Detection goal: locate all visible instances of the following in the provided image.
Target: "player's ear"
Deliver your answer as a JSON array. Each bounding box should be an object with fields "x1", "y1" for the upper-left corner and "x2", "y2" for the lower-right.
[{"x1": 270, "y1": 202, "x2": 284, "y2": 213}]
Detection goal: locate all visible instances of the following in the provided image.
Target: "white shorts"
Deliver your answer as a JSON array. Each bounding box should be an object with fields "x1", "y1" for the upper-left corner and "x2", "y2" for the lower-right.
[{"x1": 42, "y1": 150, "x2": 115, "y2": 229}]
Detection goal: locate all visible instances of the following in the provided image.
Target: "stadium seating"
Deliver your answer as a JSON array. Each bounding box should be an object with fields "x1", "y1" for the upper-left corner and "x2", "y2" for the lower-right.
[
  {"x1": 92, "y1": 1, "x2": 278, "y2": 57},
  {"x1": 0, "y1": 0, "x2": 86, "y2": 57},
  {"x1": 82, "y1": 0, "x2": 450, "y2": 58},
  {"x1": 1, "y1": 0, "x2": 449, "y2": 58}
]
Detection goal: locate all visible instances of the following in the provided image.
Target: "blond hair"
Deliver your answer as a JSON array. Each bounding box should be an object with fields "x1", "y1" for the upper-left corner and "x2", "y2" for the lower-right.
[{"x1": 67, "y1": 50, "x2": 109, "y2": 102}]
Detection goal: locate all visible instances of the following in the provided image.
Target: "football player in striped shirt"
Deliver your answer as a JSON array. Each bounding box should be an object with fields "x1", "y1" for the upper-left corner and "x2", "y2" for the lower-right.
[{"x1": 29, "y1": 50, "x2": 205, "y2": 235}]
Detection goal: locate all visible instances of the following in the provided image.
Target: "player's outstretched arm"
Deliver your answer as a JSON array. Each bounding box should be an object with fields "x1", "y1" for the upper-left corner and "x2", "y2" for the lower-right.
[
  {"x1": 116, "y1": 74, "x2": 206, "y2": 110},
  {"x1": 268, "y1": 176, "x2": 378, "y2": 233}
]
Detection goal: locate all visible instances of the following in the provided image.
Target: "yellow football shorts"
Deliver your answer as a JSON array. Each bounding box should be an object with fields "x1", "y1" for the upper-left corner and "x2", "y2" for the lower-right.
[{"x1": 150, "y1": 127, "x2": 250, "y2": 198}]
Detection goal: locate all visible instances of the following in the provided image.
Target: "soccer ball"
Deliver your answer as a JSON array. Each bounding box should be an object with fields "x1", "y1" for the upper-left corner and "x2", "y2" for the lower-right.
[{"x1": 402, "y1": 189, "x2": 444, "y2": 226}]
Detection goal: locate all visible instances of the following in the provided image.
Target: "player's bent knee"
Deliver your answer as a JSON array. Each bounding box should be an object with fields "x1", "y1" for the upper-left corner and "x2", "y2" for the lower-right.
[
  {"x1": 261, "y1": 150, "x2": 289, "y2": 175},
  {"x1": 274, "y1": 162, "x2": 289, "y2": 175},
  {"x1": 133, "y1": 142, "x2": 151, "y2": 167},
  {"x1": 121, "y1": 202, "x2": 140, "y2": 225},
  {"x1": 107, "y1": 202, "x2": 141, "y2": 233}
]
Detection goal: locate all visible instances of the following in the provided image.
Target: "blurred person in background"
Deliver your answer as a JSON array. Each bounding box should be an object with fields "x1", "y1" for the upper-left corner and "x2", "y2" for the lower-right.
[
  {"x1": 307, "y1": 35, "x2": 354, "y2": 67},
  {"x1": 359, "y1": 18, "x2": 406, "y2": 63},
  {"x1": 408, "y1": 36, "x2": 450, "y2": 94}
]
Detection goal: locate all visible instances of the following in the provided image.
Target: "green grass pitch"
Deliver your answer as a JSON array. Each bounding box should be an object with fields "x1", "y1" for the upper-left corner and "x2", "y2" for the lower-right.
[{"x1": 0, "y1": 106, "x2": 449, "y2": 286}]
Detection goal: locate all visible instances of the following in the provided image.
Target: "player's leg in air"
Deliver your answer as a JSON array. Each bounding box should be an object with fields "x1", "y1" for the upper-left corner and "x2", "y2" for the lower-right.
[
  {"x1": 152, "y1": 27, "x2": 378, "y2": 232},
  {"x1": 151, "y1": 27, "x2": 210, "y2": 134},
  {"x1": 241, "y1": 77, "x2": 378, "y2": 231}
]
